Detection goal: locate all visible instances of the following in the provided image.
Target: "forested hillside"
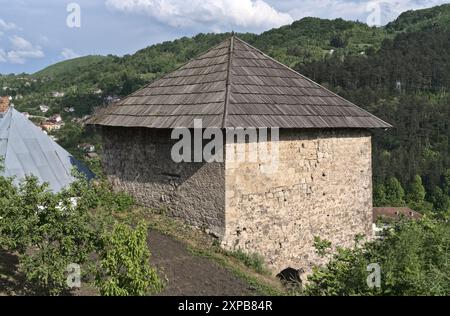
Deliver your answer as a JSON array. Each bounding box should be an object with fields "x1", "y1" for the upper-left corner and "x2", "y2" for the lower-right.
[
  {"x1": 298, "y1": 22, "x2": 450, "y2": 211},
  {"x1": 0, "y1": 4, "x2": 449, "y2": 213}
]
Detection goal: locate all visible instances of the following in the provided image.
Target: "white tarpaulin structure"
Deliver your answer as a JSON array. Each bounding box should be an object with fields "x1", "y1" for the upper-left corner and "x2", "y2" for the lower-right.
[{"x1": 0, "y1": 105, "x2": 94, "y2": 192}]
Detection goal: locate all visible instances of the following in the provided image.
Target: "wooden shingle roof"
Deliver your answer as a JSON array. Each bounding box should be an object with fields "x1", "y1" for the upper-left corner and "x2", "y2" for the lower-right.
[{"x1": 87, "y1": 36, "x2": 391, "y2": 129}]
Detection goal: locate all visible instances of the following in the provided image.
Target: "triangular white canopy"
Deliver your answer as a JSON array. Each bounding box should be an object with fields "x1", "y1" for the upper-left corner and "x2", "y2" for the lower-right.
[{"x1": 0, "y1": 107, "x2": 93, "y2": 192}]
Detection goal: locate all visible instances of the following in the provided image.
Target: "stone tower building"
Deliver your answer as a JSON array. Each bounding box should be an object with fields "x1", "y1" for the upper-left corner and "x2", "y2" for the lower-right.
[{"x1": 87, "y1": 36, "x2": 391, "y2": 274}]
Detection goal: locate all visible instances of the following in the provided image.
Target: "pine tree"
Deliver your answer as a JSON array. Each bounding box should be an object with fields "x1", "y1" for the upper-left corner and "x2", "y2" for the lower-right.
[
  {"x1": 385, "y1": 177, "x2": 405, "y2": 206},
  {"x1": 407, "y1": 175, "x2": 426, "y2": 210},
  {"x1": 430, "y1": 186, "x2": 450, "y2": 213},
  {"x1": 373, "y1": 183, "x2": 388, "y2": 206},
  {"x1": 442, "y1": 169, "x2": 450, "y2": 196}
]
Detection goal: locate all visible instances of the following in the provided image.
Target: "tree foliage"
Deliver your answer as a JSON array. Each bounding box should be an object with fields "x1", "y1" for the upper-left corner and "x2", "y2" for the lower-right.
[
  {"x1": 298, "y1": 24, "x2": 450, "y2": 210},
  {"x1": 384, "y1": 177, "x2": 406, "y2": 207},
  {"x1": 407, "y1": 175, "x2": 427, "y2": 210},
  {"x1": 305, "y1": 217, "x2": 450, "y2": 296},
  {"x1": 0, "y1": 171, "x2": 161, "y2": 295},
  {"x1": 429, "y1": 187, "x2": 450, "y2": 214},
  {"x1": 95, "y1": 221, "x2": 164, "y2": 296}
]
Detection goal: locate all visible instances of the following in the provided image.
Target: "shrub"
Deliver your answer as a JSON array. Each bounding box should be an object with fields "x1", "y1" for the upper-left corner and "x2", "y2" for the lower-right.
[
  {"x1": 0, "y1": 171, "x2": 159, "y2": 296},
  {"x1": 305, "y1": 216, "x2": 450, "y2": 296},
  {"x1": 0, "y1": 176, "x2": 97, "y2": 294},
  {"x1": 95, "y1": 221, "x2": 164, "y2": 296},
  {"x1": 67, "y1": 173, "x2": 135, "y2": 213}
]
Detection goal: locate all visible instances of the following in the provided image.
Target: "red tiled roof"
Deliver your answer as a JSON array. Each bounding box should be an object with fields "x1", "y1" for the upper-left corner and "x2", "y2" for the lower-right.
[
  {"x1": 0, "y1": 96, "x2": 9, "y2": 113},
  {"x1": 373, "y1": 207, "x2": 422, "y2": 222}
]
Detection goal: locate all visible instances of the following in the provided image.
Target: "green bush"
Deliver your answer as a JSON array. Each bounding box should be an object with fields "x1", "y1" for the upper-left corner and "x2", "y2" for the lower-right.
[
  {"x1": 0, "y1": 170, "x2": 160, "y2": 296},
  {"x1": 95, "y1": 221, "x2": 164, "y2": 296},
  {"x1": 305, "y1": 216, "x2": 450, "y2": 296},
  {"x1": 67, "y1": 172, "x2": 135, "y2": 213},
  {"x1": 0, "y1": 176, "x2": 97, "y2": 294}
]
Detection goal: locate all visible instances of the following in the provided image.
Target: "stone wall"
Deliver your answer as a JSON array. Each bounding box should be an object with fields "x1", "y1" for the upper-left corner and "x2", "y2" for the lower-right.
[
  {"x1": 101, "y1": 126, "x2": 373, "y2": 275},
  {"x1": 222, "y1": 129, "x2": 373, "y2": 275},
  {"x1": 101, "y1": 126, "x2": 226, "y2": 236}
]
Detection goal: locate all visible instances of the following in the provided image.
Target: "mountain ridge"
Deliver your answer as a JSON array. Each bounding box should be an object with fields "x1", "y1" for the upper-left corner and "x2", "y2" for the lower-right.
[{"x1": 32, "y1": 4, "x2": 450, "y2": 79}]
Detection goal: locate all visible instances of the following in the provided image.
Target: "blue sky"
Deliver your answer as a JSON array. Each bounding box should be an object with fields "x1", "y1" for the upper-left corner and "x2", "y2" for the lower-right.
[{"x1": 0, "y1": 0, "x2": 448, "y2": 74}]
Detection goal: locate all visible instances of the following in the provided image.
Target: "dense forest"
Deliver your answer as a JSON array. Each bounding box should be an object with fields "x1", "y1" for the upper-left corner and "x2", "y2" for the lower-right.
[
  {"x1": 1, "y1": 4, "x2": 449, "y2": 213},
  {"x1": 298, "y1": 23, "x2": 450, "y2": 212}
]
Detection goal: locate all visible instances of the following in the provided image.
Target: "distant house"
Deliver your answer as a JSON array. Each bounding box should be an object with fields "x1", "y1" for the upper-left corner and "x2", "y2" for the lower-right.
[
  {"x1": 48, "y1": 114, "x2": 62, "y2": 123},
  {"x1": 373, "y1": 207, "x2": 422, "y2": 222},
  {"x1": 93, "y1": 89, "x2": 103, "y2": 95},
  {"x1": 41, "y1": 114, "x2": 63, "y2": 132},
  {"x1": 39, "y1": 104, "x2": 49, "y2": 113},
  {"x1": 0, "y1": 97, "x2": 9, "y2": 113},
  {"x1": 64, "y1": 107, "x2": 75, "y2": 113},
  {"x1": 372, "y1": 207, "x2": 422, "y2": 237},
  {"x1": 78, "y1": 143, "x2": 95, "y2": 153},
  {"x1": 87, "y1": 35, "x2": 392, "y2": 274},
  {"x1": 0, "y1": 96, "x2": 94, "y2": 192},
  {"x1": 40, "y1": 122, "x2": 61, "y2": 132}
]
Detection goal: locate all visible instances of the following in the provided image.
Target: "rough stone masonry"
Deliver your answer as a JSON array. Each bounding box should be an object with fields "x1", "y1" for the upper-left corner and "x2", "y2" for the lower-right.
[
  {"x1": 222, "y1": 128, "x2": 373, "y2": 274},
  {"x1": 101, "y1": 126, "x2": 372, "y2": 274}
]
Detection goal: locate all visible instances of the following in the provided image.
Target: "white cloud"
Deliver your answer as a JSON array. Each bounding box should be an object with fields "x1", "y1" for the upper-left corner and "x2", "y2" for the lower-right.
[
  {"x1": 10, "y1": 35, "x2": 35, "y2": 50},
  {"x1": 0, "y1": 49, "x2": 7, "y2": 63},
  {"x1": 0, "y1": 18, "x2": 16, "y2": 31},
  {"x1": 0, "y1": 35, "x2": 44, "y2": 64},
  {"x1": 61, "y1": 48, "x2": 80, "y2": 60},
  {"x1": 105, "y1": 0, "x2": 293, "y2": 30}
]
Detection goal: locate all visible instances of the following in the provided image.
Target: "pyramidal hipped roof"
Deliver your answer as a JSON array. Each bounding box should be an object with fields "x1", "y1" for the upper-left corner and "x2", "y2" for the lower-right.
[
  {"x1": 0, "y1": 107, "x2": 94, "y2": 192},
  {"x1": 87, "y1": 36, "x2": 391, "y2": 129}
]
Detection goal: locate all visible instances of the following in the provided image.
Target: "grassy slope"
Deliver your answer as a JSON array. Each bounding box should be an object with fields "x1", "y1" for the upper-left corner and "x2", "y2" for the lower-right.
[
  {"x1": 117, "y1": 207, "x2": 286, "y2": 295},
  {"x1": 34, "y1": 55, "x2": 109, "y2": 78}
]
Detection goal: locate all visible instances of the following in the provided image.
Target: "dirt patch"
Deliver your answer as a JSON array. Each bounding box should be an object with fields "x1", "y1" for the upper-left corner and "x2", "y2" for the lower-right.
[
  {"x1": 148, "y1": 230, "x2": 257, "y2": 296},
  {"x1": 0, "y1": 250, "x2": 27, "y2": 296},
  {"x1": 0, "y1": 249, "x2": 97, "y2": 296}
]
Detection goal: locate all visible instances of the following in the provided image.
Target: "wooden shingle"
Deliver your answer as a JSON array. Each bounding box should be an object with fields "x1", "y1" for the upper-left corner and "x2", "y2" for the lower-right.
[{"x1": 87, "y1": 36, "x2": 391, "y2": 129}]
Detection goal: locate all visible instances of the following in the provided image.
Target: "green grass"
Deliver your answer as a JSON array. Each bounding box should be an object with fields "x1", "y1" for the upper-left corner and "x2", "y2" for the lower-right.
[
  {"x1": 34, "y1": 55, "x2": 109, "y2": 77},
  {"x1": 225, "y1": 249, "x2": 269, "y2": 275}
]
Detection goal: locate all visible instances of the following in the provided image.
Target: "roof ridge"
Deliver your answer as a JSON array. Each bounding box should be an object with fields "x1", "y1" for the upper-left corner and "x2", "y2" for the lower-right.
[
  {"x1": 221, "y1": 36, "x2": 234, "y2": 128},
  {"x1": 232, "y1": 36, "x2": 392, "y2": 128},
  {"x1": 0, "y1": 109, "x2": 12, "y2": 159}
]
